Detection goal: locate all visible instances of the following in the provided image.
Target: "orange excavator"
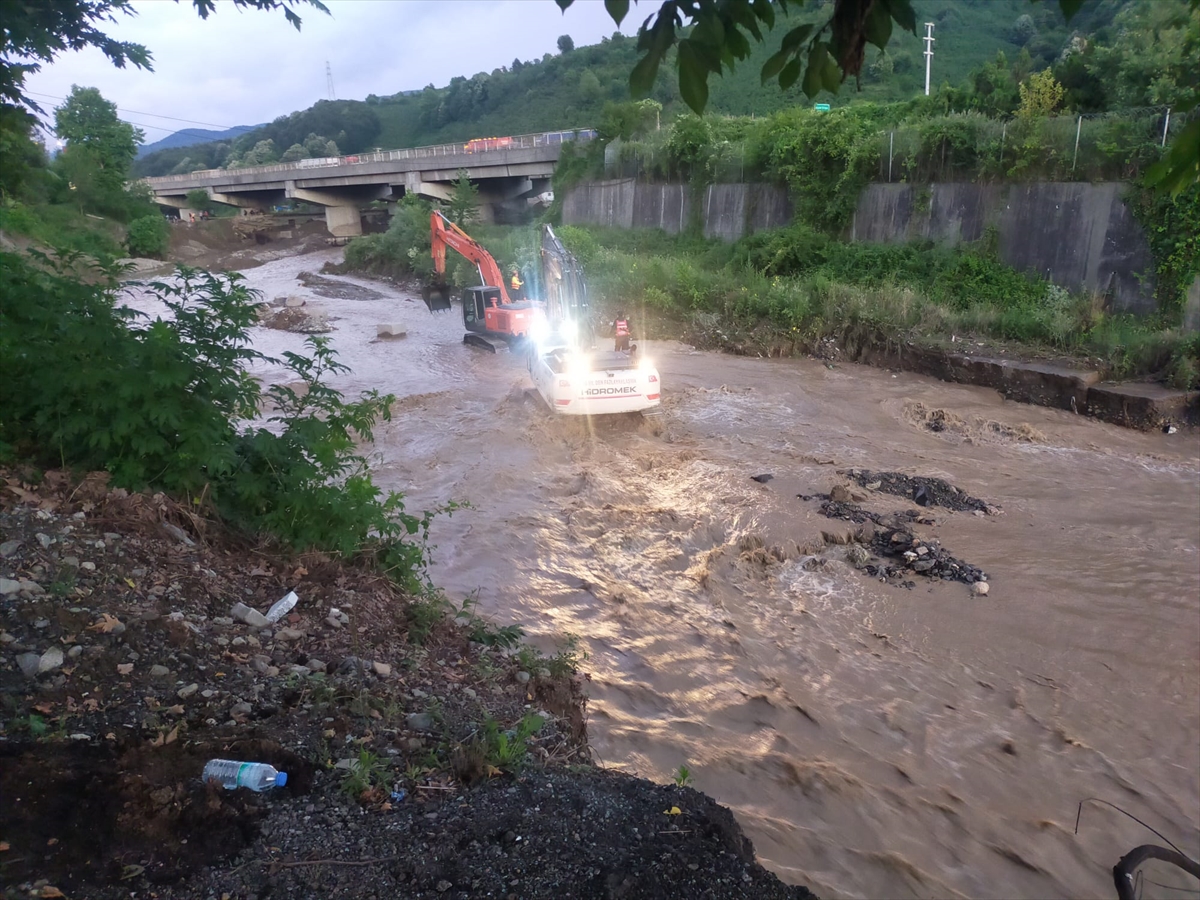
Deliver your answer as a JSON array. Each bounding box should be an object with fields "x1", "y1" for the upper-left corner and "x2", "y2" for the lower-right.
[{"x1": 422, "y1": 210, "x2": 541, "y2": 352}]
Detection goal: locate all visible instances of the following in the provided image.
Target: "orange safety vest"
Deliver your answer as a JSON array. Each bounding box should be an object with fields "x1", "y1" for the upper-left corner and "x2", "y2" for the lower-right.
[{"x1": 615, "y1": 319, "x2": 629, "y2": 336}]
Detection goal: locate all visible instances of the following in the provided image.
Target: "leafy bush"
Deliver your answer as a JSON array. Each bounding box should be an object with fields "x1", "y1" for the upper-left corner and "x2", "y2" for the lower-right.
[
  {"x1": 126, "y1": 214, "x2": 169, "y2": 257},
  {"x1": 0, "y1": 251, "x2": 436, "y2": 588}
]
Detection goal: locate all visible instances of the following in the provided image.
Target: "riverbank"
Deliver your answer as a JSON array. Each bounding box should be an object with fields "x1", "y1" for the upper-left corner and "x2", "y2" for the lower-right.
[
  {"x1": 637, "y1": 308, "x2": 1200, "y2": 430},
  {"x1": 0, "y1": 467, "x2": 814, "y2": 899}
]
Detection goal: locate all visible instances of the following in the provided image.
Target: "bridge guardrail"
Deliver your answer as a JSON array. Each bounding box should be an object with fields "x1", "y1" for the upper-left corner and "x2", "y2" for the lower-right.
[{"x1": 144, "y1": 128, "x2": 596, "y2": 185}]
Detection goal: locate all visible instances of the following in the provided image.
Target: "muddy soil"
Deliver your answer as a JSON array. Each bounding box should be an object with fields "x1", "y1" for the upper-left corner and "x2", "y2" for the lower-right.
[{"x1": 105, "y1": 248, "x2": 1200, "y2": 899}]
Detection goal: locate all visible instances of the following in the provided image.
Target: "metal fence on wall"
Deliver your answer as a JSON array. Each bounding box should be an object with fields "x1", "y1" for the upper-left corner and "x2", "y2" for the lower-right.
[
  {"x1": 877, "y1": 106, "x2": 1194, "y2": 184},
  {"x1": 603, "y1": 106, "x2": 1194, "y2": 187}
]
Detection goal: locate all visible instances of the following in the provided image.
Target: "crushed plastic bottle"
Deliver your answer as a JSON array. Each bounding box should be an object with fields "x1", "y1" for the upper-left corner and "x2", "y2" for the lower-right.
[
  {"x1": 265, "y1": 590, "x2": 299, "y2": 624},
  {"x1": 202, "y1": 759, "x2": 288, "y2": 792}
]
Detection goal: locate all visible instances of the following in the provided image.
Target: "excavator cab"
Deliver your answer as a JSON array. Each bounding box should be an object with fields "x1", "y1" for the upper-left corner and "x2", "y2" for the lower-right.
[{"x1": 462, "y1": 286, "x2": 502, "y2": 329}]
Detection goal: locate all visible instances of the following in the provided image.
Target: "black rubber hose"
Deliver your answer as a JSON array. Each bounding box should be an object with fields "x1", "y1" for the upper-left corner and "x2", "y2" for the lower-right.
[{"x1": 1113, "y1": 844, "x2": 1200, "y2": 900}]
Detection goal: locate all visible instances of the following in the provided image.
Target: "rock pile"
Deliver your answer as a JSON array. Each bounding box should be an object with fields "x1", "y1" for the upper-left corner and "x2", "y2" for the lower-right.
[{"x1": 843, "y1": 469, "x2": 994, "y2": 513}]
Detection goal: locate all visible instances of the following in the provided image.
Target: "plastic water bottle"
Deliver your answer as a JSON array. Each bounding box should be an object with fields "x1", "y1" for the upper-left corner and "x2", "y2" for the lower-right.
[
  {"x1": 202, "y1": 759, "x2": 288, "y2": 792},
  {"x1": 265, "y1": 590, "x2": 298, "y2": 624}
]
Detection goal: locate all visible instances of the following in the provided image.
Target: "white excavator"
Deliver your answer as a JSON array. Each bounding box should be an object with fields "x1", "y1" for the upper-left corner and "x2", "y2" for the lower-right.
[
  {"x1": 525, "y1": 224, "x2": 661, "y2": 416},
  {"x1": 422, "y1": 213, "x2": 660, "y2": 416}
]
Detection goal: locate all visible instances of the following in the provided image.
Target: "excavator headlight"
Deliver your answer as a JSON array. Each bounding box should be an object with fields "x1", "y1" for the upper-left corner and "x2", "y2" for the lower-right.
[{"x1": 530, "y1": 318, "x2": 549, "y2": 346}]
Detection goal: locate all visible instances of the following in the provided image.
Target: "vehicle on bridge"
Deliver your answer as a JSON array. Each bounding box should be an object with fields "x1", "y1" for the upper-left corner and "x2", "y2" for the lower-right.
[{"x1": 464, "y1": 136, "x2": 514, "y2": 153}]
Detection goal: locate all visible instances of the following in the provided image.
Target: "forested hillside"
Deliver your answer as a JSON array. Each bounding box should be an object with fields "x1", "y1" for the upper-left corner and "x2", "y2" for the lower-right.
[{"x1": 134, "y1": 0, "x2": 1130, "y2": 177}]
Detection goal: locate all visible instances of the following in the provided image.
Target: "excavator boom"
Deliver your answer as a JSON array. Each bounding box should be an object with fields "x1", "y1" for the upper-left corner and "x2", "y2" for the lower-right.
[{"x1": 429, "y1": 210, "x2": 511, "y2": 305}]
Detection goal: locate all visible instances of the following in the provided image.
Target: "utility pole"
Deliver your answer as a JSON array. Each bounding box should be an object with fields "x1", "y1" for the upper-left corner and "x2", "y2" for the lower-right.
[
  {"x1": 326, "y1": 61, "x2": 336, "y2": 101},
  {"x1": 923, "y1": 23, "x2": 935, "y2": 96}
]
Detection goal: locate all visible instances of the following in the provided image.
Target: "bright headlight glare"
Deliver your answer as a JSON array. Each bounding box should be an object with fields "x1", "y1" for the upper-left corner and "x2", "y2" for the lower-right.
[
  {"x1": 639, "y1": 356, "x2": 655, "y2": 372},
  {"x1": 568, "y1": 353, "x2": 591, "y2": 379}
]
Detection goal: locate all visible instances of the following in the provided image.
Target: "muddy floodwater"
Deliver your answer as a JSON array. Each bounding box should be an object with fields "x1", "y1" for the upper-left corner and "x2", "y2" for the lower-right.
[{"x1": 128, "y1": 251, "x2": 1200, "y2": 899}]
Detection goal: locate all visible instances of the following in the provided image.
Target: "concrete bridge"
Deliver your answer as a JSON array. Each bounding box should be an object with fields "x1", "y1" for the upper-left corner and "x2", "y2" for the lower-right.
[{"x1": 143, "y1": 129, "x2": 594, "y2": 236}]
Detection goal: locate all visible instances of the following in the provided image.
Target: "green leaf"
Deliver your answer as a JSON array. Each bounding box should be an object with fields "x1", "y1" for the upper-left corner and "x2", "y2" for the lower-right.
[
  {"x1": 692, "y1": 11, "x2": 725, "y2": 50},
  {"x1": 725, "y1": 27, "x2": 751, "y2": 61},
  {"x1": 677, "y1": 40, "x2": 710, "y2": 113},
  {"x1": 603, "y1": 0, "x2": 629, "y2": 25},
  {"x1": 629, "y1": 52, "x2": 662, "y2": 99},
  {"x1": 554, "y1": 0, "x2": 574, "y2": 9},
  {"x1": 780, "y1": 23, "x2": 814, "y2": 53},
  {"x1": 864, "y1": 0, "x2": 893, "y2": 49},
  {"x1": 751, "y1": 0, "x2": 776, "y2": 31},
  {"x1": 821, "y1": 51, "x2": 843, "y2": 93},
  {"x1": 884, "y1": 0, "x2": 917, "y2": 35},
  {"x1": 760, "y1": 49, "x2": 790, "y2": 84},
  {"x1": 729, "y1": 2, "x2": 763, "y2": 42},
  {"x1": 802, "y1": 44, "x2": 827, "y2": 98},
  {"x1": 779, "y1": 58, "x2": 803, "y2": 91}
]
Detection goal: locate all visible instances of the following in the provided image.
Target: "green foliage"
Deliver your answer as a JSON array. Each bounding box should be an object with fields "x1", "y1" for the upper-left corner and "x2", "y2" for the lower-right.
[
  {"x1": 0, "y1": 201, "x2": 124, "y2": 261},
  {"x1": 1127, "y1": 182, "x2": 1200, "y2": 321},
  {"x1": 561, "y1": 222, "x2": 1194, "y2": 383},
  {"x1": 546, "y1": 634, "x2": 586, "y2": 679},
  {"x1": 447, "y1": 169, "x2": 479, "y2": 226},
  {"x1": 185, "y1": 189, "x2": 214, "y2": 212},
  {"x1": 342, "y1": 194, "x2": 435, "y2": 278},
  {"x1": 553, "y1": 0, "x2": 1104, "y2": 115},
  {"x1": 125, "y1": 214, "x2": 169, "y2": 257},
  {"x1": 0, "y1": 252, "x2": 437, "y2": 587},
  {"x1": 405, "y1": 585, "x2": 453, "y2": 644},
  {"x1": 481, "y1": 713, "x2": 544, "y2": 770},
  {"x1": 341, "y1": 747, "x2": 389, "y2": 797},
  {"x1": 673, "y1": 764, "x2": 693, "y2": 787},
  {"x1": 759, "y1": 106, "x2": 880, "y2": 233},
  {"x1": 456, "y1": 592, "x2": 524, "y2": 649}
]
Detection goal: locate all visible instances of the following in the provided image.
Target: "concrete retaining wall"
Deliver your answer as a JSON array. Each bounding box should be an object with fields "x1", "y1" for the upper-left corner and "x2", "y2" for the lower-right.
[
  {"x1": 851, "y1": 182, "x2": 1158, "y2": 315},
  {"x1": 563, "y1": 179, "x2": 790, "y2": 240},
  {"x1": 564, "y1": 179, "x2": 1163, "y2": 316}
]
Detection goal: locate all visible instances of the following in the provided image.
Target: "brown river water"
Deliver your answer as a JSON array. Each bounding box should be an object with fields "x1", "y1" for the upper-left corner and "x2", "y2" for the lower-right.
[{"x1": 128, "y1": 250, "x2": 1200, "y2": 899}]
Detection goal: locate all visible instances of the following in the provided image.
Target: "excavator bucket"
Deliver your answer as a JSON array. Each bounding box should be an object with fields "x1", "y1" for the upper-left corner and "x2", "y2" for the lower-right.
[{"x1": 422, "y1": 281, "x2": 453, "y2": 313}]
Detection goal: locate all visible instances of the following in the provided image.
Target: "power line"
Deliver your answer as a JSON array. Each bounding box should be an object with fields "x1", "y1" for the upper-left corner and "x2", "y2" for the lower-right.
[{"x1": 24, "y1": 90, "x2": 234, "y2": 129}]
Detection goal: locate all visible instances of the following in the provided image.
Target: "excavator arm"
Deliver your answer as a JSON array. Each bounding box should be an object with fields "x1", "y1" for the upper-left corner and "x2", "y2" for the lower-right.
[{"x1": 430, "y1": 210, "x2": 512, "y2": 305}]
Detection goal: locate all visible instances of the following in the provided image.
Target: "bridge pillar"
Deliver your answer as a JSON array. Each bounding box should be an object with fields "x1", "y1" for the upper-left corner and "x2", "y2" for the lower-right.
[
  {"x1": 324, "y1": 205, "x2": 363, "y2": 238},
  {"x1": 153, "y1": 195, "x2": 189, "y2": 210},
  {"x1": 285, "y1": 182, "x2": 394, "y2": 237},
  {"x1": 403, "y1": 172, "x2": 453, "y2": 203}
]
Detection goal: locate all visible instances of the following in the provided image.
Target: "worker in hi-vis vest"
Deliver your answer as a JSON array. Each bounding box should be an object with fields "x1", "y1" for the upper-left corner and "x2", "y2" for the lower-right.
[
  {"x1": 510, "y1": 267, "x2": 524, "y2": 300},
  {"x1": 613, "y1": 310, "x2": 631, "y2": 352}
]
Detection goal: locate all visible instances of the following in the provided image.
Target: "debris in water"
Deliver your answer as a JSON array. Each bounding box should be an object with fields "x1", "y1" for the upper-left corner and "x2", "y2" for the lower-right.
[
  {"x1": 843, "y1": 469, "x2": 992, "y2": 513},
  {"x1": 818, "y1": 500, "x2": 987, "y2": 586},
  {"x1": 750, "y1": 474, "x2": 774, "y2": 484}
]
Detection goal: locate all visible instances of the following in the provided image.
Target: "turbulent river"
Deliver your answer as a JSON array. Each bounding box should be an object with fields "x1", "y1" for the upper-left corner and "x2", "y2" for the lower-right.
[{"x1": 131, "y1": 249, "x2": 1200, "y2": 899}]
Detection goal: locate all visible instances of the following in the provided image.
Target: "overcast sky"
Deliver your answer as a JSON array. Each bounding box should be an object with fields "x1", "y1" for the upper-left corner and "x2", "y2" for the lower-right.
[{"x1": 27, "y1": 0, "x2": 641, "y2": 145}]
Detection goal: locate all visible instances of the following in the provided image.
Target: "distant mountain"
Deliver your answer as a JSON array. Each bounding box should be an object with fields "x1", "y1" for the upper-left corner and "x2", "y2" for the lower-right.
[{"x1": 137, "y1": 124, "x2": 262, "y2": 158}]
